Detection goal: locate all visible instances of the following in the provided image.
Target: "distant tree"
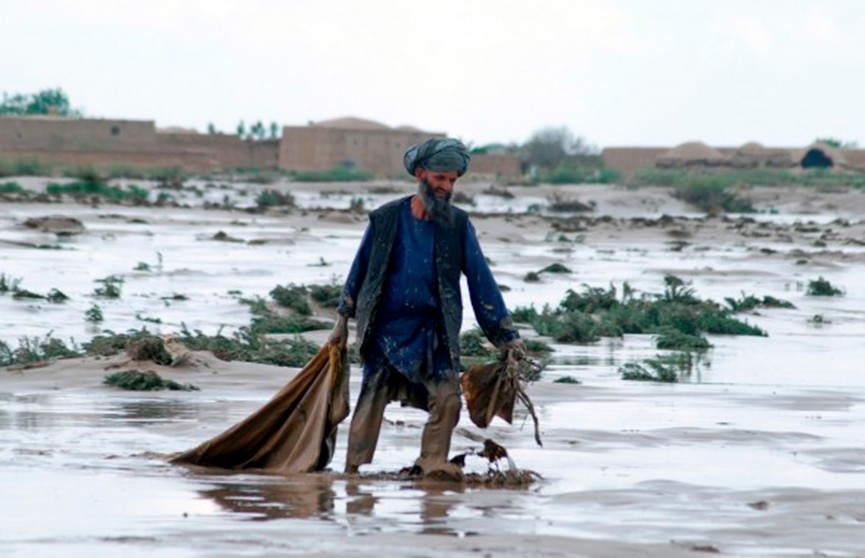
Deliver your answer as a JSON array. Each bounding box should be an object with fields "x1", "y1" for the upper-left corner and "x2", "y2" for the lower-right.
[
  {"x1": 0, "y1": 88, "x2": 82, "y2": 117},
  {"x1": 207, "y1": 122, "x2": 218, "y2": 135},
  {"x1": 236, "y1": 120, "x2": 246, "y2": 138},
  {"x1": 816, "y1": 137, "x2": 858, "y2": 149},
  {"x1": 522, "y1": 126, "x2": 597, "y2": 170},
  {"x1": 269, "y1": 121, "x2": 280, "y2": 139},
  {"x1": 250, "y1": 120, "x2": 265, "y2": 140}
]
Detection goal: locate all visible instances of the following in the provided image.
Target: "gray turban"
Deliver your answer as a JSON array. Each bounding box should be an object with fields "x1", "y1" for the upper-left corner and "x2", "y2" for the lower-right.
[{"x1": 404, "y1": 138, "x2": 471, "y2": 177}]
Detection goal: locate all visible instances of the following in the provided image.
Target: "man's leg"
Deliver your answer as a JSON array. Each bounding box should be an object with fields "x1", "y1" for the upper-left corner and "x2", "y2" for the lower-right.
[
  {"x1": 345, "y1": 367, "x2": 391, "y2": 474},
  {"x1": 415, "y1": 372, "x2": 462, "y2": 473}
]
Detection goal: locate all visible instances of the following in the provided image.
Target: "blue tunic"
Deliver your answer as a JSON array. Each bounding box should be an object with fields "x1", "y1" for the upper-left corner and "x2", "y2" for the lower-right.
[{"x1": 341, "y1": 198, "x2": 516, "y2": 384}]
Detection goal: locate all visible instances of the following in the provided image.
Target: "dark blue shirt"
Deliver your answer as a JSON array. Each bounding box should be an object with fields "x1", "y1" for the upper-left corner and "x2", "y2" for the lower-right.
[{"x1": 341, "y1": 198, "x2": 516, "y2": 383}]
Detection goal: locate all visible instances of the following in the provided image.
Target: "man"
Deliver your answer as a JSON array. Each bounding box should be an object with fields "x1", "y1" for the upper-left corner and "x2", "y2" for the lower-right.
[{"x1": 329, "y1": 137, "x2": 523, "y2": 476}]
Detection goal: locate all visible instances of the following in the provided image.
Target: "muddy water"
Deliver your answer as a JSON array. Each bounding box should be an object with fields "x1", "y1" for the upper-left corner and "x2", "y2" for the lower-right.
[{"x1": 2, "y1": 183, "x2": 865, "y2": 557}]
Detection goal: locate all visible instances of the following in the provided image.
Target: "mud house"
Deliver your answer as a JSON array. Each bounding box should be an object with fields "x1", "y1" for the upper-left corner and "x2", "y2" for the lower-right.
[
  {"x1": 602, "y1": 141, "x2": 865, "y2": 176},
  {"x1": 278, "y1": 116, "x2": 521, "y2": 179},
  {"x1": 0, "y1": 115, "x2": 277, "y2": 172},
  {"x1": 0, "y1": 114, "x2": 520, "y2": 179}
]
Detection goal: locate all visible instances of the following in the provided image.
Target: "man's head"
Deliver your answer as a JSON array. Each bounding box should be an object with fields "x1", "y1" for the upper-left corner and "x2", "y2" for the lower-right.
[{"x1": 404, "y1": 138, "x2": 470, "y2": 224}]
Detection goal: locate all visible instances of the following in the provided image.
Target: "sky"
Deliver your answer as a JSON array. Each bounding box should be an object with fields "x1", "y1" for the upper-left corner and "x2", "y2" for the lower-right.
[{"x1": 3, "y1": 0, "x2": 864, "y2": 149}]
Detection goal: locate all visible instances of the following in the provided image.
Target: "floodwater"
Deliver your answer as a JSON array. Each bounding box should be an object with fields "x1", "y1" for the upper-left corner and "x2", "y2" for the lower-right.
[{"x1": 2, "y1": 180, "x2": 865, "y2": 557}]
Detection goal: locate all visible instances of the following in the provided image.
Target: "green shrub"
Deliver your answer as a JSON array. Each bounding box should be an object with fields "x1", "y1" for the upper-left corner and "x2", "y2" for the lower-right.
[
  {"x1": 294, "y1": 166, "x2": 374, "y2": 182},
  {"x1": 46, "y1": 180, "x2": 149, "y2": 201},
  {"x1": 725, "y1": 293, "x2": 796, "y2": 312},
  {"x1": 85, "y1": 304, "x2": 104, "y2": 323},
  {"x1": 250, "y1": 312, "x2": 330, "y2": 334},
  {"x1": 459, "y1": 328, "x2": 496, "y2": 358},
  {"x1": 46, "y1": 288, "x2": 69, "y2": 303},
  {"x1": 523, "y1": 276, "x2": 769, "y2": 345},
  {"x1": 620, "y1": 353, "x2": 695, "y2": 383},
  {"x1": 177, "y1": 325, "x2": 320, "y2": 368},
  {"x1": 553, "y1": 376, "x2": 581, "y2": 384},
  {"x1": 94, "y1": 275, "x2": 124, "y2": 298},
  {"x1": 539, "y1": 263, "x2": 571, "y2": 274},
  {"x1": 309, "y1": 283, "x2": 343, "y2": 308},
  {"x1": 655, "y1": 329, "x2": 711, "y2": 350},
  {"x1": 511, "y1": 305, "x2": 539, "y2": 323},
  {"x1": 0, "y1": 335, "x2": 80, "y2": 367},
  {"x1": 256, "y1": 189, "x2": 295, "y2": 209},
  {"x1": 0, "y1": 181, "x2": 24, "y2": 193},
  {"x1": 806, "y1": 277, "x2": 844, "y2": 296},
  {"x1": 269, "y1": 284, "x2": 311, "y2": 315},
  {"x1": 104, "y1": 370, "x2": 197, "y2": 391},
  {"x1": 0, "y1": 273, "x2": 22, "y2": 293}
]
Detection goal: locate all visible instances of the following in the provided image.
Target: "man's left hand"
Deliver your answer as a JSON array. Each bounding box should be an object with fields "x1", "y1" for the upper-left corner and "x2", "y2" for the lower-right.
[{"x1": 500, "y1": 338, "x2": 526, "y2": 361}]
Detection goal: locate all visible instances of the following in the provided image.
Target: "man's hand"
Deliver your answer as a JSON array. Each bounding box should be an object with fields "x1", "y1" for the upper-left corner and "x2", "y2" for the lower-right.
[
  {"x1": 500, "y1": 338, "x2": 526, "y2": 361},
  {"x1": 328, "y1": 314, "x2": 349, "y2": 347}
]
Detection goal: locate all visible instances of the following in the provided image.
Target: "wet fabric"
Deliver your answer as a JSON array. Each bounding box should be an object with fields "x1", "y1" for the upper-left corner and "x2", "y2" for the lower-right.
[
  {"x1": 403, "y1": 137, "x2": 471, "y2": 177},
  {"x1": 170, "y1": 343, "x2": 350, "y2": 473},
  {"x1": 369, "y1": 200, "x2": 448, "y2": 383},
  {"x1": 345, "y1": 360, "x2": 461, "y2": 473},
  {"x1": 339, "y1": 197, "x2": 518, "y2": 386},
  {"x1": 461, "y1": 349, "x2": 543, "y2": 447}
]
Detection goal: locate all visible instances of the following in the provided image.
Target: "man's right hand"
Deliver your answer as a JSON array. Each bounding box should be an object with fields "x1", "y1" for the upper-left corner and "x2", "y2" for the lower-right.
[{"x1": 328, "y1": 314, "x2": 349, "y2": 347}]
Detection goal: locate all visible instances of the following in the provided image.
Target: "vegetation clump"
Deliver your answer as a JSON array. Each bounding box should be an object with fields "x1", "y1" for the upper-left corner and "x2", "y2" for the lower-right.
[
  {"x1": 103, "y1": 370, "x2": 198, "y2": 391},
  {"x1": 177, "y1": 325, "x2": 320, "y2": 368},
  {"x1": 46, "y1": 181, "x2": 149, "y2": 202},
  {"x1": 0, "y1": 335, "x2": 80, "y2": 367},
  {"x1": 93, "y1": 275, "x2": 124, "y2": 298},
  {"x1": 255, "y1": 189, "x2": 295, "y2": 210},
  {"x1": 619, "y1": 353, "x2": 695, "y2": 383},
  {"x1": 806, "y1": 277, "x2": 844, "y2": 296},
  {"x1": 269, "y1": 284, "x2": 312, "y2": 315},
  {"x1": 85, "y1": 304, "x2": 104, "y2": 323},
  {"x1": 309, "y1": 282, "x2": 343, "y2": 308},
  {"x1": 293, "y1": 166, "x2": 374, "y2": 182},
  {"x1": 460, "y1": 329, "x2": 497, "y2": 359},
  {"x1": 511, "y1": 275, "x2": 767, "y2": 347},
  {"x1": 725, "y1": 293, "x2": 796, "y2": 312}
]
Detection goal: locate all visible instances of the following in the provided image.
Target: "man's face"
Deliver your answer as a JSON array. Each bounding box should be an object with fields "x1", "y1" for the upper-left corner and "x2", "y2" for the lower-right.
[
  {"x1": 418, "y1": 169, "x2": 458, "y2": 200},
  {"x1": 415, "y1": 168, "x2": 457, "y2": 224}
]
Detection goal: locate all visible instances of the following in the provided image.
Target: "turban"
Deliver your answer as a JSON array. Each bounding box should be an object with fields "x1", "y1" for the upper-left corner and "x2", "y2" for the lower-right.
[{"x1": 404, "y1": 138, "x2": 471, "y2": 177}]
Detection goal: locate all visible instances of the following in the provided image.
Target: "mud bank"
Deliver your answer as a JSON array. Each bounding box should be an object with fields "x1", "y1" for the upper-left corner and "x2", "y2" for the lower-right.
[{"x1": 2, "y1": 180, "x2": 865, "y2": 557}]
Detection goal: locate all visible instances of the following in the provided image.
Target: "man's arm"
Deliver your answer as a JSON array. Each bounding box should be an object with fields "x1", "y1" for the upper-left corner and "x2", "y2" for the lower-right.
[
  {"x1": 461, "y1": 219, "x2": 521, "y2": 349},
  {"x1": 329, "y1": 226, "x2": 374, "y2": 346}
]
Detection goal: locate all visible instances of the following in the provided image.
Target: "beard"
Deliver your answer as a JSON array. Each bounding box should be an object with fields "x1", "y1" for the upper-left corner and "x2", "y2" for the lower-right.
[{"x1": 418, "y1": 179, "x2": 454, "y2": 225}]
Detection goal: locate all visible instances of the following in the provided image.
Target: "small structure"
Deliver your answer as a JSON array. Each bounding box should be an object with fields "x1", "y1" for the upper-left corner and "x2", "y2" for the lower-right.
[{"x1": 656, "y1": 142, "x2": 730, "y2": 168}]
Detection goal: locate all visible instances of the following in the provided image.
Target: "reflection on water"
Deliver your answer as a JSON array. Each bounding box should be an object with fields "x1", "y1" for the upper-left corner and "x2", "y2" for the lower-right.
[
  {"x1": 193, "y1": 472, "x2": 469, "y2": 536},
  {"x1": 114, "y1": 400, "x2": 198, "y2": 422},
  {"x1": 201, "y1": 474, "x2": 336, "y2": 521}
]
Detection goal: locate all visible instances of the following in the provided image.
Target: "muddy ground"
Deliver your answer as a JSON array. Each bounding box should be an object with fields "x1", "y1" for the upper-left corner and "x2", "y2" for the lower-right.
[{"x1": 2, "y1": 179, "x2": 864, "y2": 557}]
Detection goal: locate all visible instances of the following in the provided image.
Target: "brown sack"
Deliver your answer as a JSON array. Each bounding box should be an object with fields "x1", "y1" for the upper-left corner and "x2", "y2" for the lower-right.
[
  {"x1": 460, "y1": 349, "x2": 543, "y2": 446},
  {"x1": 461, "y1": 360, "x2": 516, "y2": 428},
  {"x1": 171, "y1": 343, "x2": 350, "y2": 473}
]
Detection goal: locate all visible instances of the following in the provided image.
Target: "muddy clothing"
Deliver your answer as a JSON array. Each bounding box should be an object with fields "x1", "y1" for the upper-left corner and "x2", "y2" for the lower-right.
[
  {"x1": 338, "y1": 195, "x2": 518, "y2": 384},
  {"x1": 338, "y1": 195, "x2": 518, "y2": 471}
]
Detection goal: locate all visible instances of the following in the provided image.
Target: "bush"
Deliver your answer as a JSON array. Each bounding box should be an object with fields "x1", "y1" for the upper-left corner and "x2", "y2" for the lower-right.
[
  {"x1": 256, "y1": 189, "x2": 295, "y2": 209},
  {"x1": 293, "y1": 166, "x2": 374, "y2": 182},
  {"x1": 620, "y1": 353, "x2": 695, "y2": 383},
  {"x1": 806, "y1": 277, "x2": 844, "y2": 296},
  {"x1": 0, "y1": 335, "x2": 80, "y2": 367},
  {"x1": 0, "y1": 181, "x2": 24, "y2": 193},
  {"x1": 459, "y1": 328, "x2": 496, "y2": 358},
  {"x1": 94, "y1": 275, "x2": 124, "y2": 298},
  {"x1": 104, "y1": 370, "x2": 198, "y2": 391},
  {"x1": 309, "y1": 283, "x2": 343, "y2": 308},
  {"x1": 269, "y1": 284, "x2": 311, "y2": 315}
]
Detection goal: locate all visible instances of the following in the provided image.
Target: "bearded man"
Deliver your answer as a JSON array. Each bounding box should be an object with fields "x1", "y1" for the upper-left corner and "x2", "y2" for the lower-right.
[{"x1": 329, "y1": 137, "x2": 523, "y2": 476}]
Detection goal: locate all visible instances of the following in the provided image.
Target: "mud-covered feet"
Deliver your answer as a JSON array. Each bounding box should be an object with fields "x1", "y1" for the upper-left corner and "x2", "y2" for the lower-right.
[{"x1": 414, "y1": 458, "x2": 465, "y2": 482}]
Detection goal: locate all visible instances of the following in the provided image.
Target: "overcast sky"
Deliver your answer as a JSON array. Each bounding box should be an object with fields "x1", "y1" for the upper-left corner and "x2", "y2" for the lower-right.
[{"x1": 3, "y1": 0, "x2": 863, "y2": 148}]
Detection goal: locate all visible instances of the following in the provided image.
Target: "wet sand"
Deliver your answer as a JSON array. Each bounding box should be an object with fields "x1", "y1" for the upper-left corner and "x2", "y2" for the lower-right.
[{"x1": 2, "y1": 179, "x2": 865, "y2": 557}]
